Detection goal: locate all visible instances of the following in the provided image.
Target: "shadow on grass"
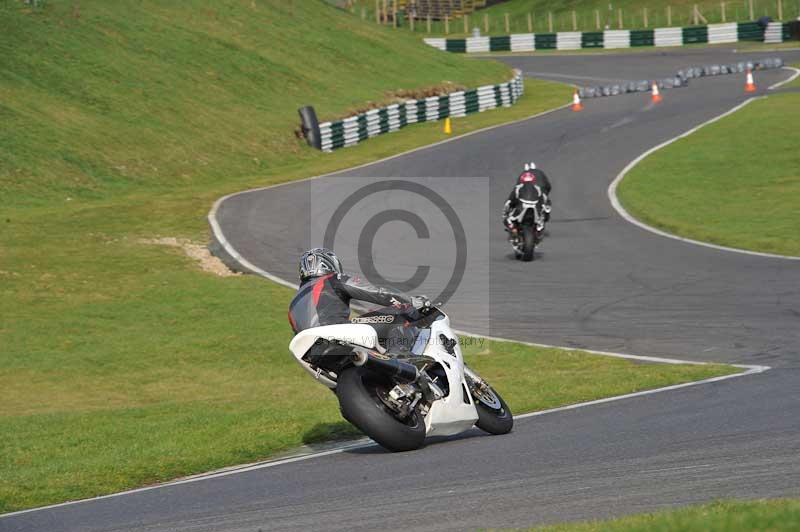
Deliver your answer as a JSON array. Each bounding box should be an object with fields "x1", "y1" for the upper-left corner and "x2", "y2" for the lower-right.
[{"x1": 302, "y1": 421, "x2": 362, "y2": 446}]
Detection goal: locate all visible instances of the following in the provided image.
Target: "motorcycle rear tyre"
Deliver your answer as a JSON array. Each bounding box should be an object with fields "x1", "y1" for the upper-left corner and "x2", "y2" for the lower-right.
[
  {"x1": 337, "y1": 366, "x2": 426, "y2": 452},
  {"x1": 522, "y1": 225, "x2": 535, "y2": 262}
]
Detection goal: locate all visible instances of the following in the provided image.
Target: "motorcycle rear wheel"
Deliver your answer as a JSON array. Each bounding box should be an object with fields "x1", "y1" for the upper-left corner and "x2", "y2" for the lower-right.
[
  {"x1": 337, "y1": 366, "x2": 426, "y2": 452},
  {"x1": 522, "y1": 225, "x2": 535, "y2": 262}
]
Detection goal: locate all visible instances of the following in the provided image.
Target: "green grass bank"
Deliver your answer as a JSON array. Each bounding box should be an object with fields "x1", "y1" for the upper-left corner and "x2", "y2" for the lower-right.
[
  {"x1": 618, "y1": 92, "x2": 800, "y2": 256},
  {"x1": 533, "y1": 499, "x2": 800, "y2": 531},
  {"x1": 1, "y1": 0, "x2": 734, "y2": 512}
]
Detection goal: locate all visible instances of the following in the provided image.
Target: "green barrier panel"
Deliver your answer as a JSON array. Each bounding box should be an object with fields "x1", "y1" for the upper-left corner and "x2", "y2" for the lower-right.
[
  {"x1": 398, "y1": 105, "x2": 407, "y2": 127},
  {"x1": 581, "y1": 31, "x2": 604, "y2": 48},
  {"x1": 783, "y1": 22, "x2": 792, "y2": 40},
  {"x1": 493, "y1": 85, "x2": 503, "y2": 107},
  {"x1": 416, "y1": 100, "x2": 426, "y2": 122},
  {"x1": 630, "y1": 29, "x2": 655, "y2": 46},
  {"x1": 437, "y1": 95, "x2": 450, "y2": 120},
  {"x1": 490, "y1": 36, "x2": 511, "y2": 51},
  {"x1": 682, "y1": 25, "x2": 709, "y2": 44},
  {"x1": 329, "y1": 122, "x2": 344, "y2": 139},
  {"x1": 446, "y1": 39, "x2": 466, "y2": 53},
  {"x1": 357, "y1": 114, "x2": 368, "y2": 137},
  {"x1": 464, "y1": 89, "x2": 479, "y2": 107},
  {"x1": 737, "y1": 22, "x2": 764, "y2": 41},
  {"x1": 378, "y1": 109, "x2": 389, "y2": 134},
  {"x1": 535, "y1": 33, "x2": 557, "y2": 49}
]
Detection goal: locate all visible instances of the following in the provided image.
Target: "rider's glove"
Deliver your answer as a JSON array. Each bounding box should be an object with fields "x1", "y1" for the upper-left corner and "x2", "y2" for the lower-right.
[{"x1": 411, "y1": 295, "x2": 432, "y2": 310}]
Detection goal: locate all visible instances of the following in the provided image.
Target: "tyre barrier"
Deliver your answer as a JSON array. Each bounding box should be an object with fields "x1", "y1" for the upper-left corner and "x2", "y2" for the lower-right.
[
  {"x1": 424, "y1": 21, "x2": 793, "y2": 53},
  {"x1": 577, "y1": 57, "x2": 785, "y2": 100},
  {"x1": 301, "y1": 71, "x2": 524, "y2": 152}
]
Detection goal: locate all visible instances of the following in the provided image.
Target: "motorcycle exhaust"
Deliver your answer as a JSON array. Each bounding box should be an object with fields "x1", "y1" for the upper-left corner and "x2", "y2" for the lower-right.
[{"x1": 352, "y1": 350, "x2": 419, "y2": 383}]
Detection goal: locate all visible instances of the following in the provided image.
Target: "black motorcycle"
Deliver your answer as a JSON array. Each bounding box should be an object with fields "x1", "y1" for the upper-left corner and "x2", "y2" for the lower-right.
[{"x1": 507, "y1": 199, "x2": 545, "y2": 262}]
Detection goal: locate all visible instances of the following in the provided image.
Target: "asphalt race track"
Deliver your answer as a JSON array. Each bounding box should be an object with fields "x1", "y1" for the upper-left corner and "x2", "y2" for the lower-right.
[{"x1": 4, "y1": 47, "x2": 800, "y2": 532}]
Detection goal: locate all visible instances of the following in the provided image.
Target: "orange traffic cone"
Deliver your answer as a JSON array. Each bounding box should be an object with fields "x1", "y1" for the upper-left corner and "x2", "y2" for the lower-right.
[
  {"x1": 571, "y1": 89, "x2": 583, "y2": 112},
  {"x1": 651, "y1": 81, "x2": 663, "y2": 103},
  {"x1": 745, "y1": 68, "x2": 757, "y2": 92}
]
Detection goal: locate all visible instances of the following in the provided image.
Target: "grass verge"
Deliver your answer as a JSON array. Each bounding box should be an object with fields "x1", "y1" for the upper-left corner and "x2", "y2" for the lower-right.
[
  {"x1": 786, "y1": 63, "x2": 800, "y2": 87},
  {"x1": 532, "y1": 499, "x2": 800, "y2": 531},
  {"x1": 617, "y1": 92, "x2": 800, "y2": 256}
]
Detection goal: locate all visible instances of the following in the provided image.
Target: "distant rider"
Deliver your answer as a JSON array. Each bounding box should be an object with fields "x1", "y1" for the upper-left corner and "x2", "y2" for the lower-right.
[
  {"x1": 520, "y1": 161, "x2": 552, "y2": 221},
  {"x1": 502, "y1": 163, "x2": 549, "y2": 233},
  {"x1": 288, "y1": 248, "x2": 430, "y2": 335},
  {"x1": 521, "y1": 162, "x2": 552, "y2": 197}
]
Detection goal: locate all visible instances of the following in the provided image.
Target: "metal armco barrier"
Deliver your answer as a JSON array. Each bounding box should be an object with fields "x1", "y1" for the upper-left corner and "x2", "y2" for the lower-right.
[
  {"x1": 424, "y1": 20, "x2": 792, "y2": 53},
  {"x1": 312, "y1": 71, "x2": 524, "y2": 152}
]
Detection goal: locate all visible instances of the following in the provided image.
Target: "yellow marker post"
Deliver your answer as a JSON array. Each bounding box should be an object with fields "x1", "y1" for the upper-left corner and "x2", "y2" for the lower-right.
[{"x1": 444, "y1": 117, "x2": 452, "y2": 135}]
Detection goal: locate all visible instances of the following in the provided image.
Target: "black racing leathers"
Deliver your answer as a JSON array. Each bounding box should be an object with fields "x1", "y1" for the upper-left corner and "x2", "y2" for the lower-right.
[
  {"x1": 288, "y1": 273, "x2": 412, "y2": 333},
  {"x1": 504, "y1": 181, "x2": 543, "y2": 224},
  {"x1": 506, "y1": 182, "x2": 542, "y2": 211}
]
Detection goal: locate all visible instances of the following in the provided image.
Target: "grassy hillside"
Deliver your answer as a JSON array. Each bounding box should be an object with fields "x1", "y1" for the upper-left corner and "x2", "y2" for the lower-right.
[{"x1": 0, "y1": 0, "x2": 510, "y2": 207}]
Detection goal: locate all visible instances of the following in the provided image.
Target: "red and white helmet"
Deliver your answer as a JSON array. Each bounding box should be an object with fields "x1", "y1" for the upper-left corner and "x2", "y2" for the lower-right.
[{"x1": 519, "y1": 171, "x2": 537, "y2": 183}]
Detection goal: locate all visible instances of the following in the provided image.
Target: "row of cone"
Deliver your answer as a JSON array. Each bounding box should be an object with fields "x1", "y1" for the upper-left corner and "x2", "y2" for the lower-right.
[
  {"x1": 571, "y1": 68, "x2": 758, "y2": 111},
  {"x1": 442, "y1": 69, "x2": 759, "y2": 133}
]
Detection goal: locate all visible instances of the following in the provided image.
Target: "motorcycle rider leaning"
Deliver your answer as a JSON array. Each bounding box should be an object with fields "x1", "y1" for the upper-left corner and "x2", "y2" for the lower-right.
[{"x1": 288, "y1": 248, "x2": 431, "y2": 350}]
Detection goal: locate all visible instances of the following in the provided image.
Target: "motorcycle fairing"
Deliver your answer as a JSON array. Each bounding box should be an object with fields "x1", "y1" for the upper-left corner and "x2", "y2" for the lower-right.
[
  {"x1": 419, "y1": 314, "x2": 479, "y2": 437},
  {"x1": 289, "y1": 324, "x2": 382, "y2": 388}
]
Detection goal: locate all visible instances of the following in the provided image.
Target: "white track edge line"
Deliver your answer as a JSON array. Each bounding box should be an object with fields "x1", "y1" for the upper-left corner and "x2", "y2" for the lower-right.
[
  {"x1": 452, "y1": 329, "x2": 767, "y2": 370},
  {"x1": 1, "y1": 362, "x2": 767, "y2": 520},
  {"x1": 514, "y1": 364, "x2": 767, "y2": 421},
  {"x1": 768, "y1": 66, "x2": 800, "y2": 89},
  {"x1": 608, "y1": 93, "x2": 800, "y2": 261}
]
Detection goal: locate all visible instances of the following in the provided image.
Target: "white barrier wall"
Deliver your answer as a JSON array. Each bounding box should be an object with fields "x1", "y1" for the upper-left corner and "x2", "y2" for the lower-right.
[
  {"x1": 556, "y1": 31, "x2": 582, "y2": 50},
  {"x1": 423, "y1": 38, "x2": 446, "y2": 51},
  {"x1": 466, "y1": 36, "x2": 490, "y2": 53},
  {"x1": 655, "y1": 27, "x2": 683, "y2": 47},
  {"x1": 604, "y1": 30, "x2": 631, "y2": 48},
  {"x1": 764, "y1": 22, "x2": 784, "y2": 43},
  {"x1": 708, "y1": 23, "x2": 738, "y2": 44},
  {"x1": 449, "y1": 91, "x2": 466, "y2": 118},
  {"x1": 510, "y1": 33, "x2": 535, "y2": 51}
]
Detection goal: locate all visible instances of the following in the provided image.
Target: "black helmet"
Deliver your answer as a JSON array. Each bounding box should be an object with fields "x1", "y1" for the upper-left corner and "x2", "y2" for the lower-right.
[{"x1": 299, "y1": 248, "x2": 343, "y2": 282}]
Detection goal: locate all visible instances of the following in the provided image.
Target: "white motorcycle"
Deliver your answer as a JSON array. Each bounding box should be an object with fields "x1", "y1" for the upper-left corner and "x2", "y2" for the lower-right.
[{"x1": 289, "y1": 305, "x2": 513, "y2": 451}]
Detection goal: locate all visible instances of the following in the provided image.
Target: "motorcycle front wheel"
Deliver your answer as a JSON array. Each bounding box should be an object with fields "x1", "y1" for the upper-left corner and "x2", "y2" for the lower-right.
[
  {"x1": 465, "y1": 370, "x2": 514, "y2": 435},
  {"x1": 336, "y1": 366, "x2": 426, "y2": 452}
]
